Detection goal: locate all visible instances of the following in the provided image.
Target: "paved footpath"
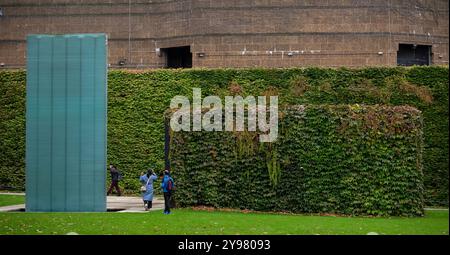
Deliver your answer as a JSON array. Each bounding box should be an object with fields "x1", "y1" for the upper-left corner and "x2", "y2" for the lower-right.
[
  {"x1": 108, "y1": 195, "x2": 164, "y2": 212},
  {"x1": 1, "y1": 192, "x2": 448, "y2": 213},
  {"x1": 0, "y1": 192, "x2": 164, "y2": 212}
]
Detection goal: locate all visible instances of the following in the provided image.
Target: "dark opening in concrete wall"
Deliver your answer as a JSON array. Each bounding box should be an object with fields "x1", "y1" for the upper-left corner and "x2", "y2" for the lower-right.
[
  {"x1": 162, "y1": 46, "x2": 192, "y2": 68},
  {"x1": 397, "y1": 44, "x2": 432, "y2": 66}
]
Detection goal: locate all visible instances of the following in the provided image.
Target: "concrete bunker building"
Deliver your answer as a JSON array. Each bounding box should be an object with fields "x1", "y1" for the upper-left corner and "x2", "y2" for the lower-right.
[{"x1": 0, "y1": 0, "x2": 448, "y2": 69}]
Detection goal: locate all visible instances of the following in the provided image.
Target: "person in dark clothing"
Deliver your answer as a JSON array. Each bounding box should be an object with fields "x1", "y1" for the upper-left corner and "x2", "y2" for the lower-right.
[
  {"x1": 107, "y1": 164, "x2": 122, "y2": 196},
  {"x1": 161, "y1": 169, "x2": 174, "y2": 214}
]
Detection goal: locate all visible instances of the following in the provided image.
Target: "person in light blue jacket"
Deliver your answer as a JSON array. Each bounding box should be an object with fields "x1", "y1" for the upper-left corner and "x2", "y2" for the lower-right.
[{"x1": 140, "y1": 169, "x2": 157, "y2": 211}]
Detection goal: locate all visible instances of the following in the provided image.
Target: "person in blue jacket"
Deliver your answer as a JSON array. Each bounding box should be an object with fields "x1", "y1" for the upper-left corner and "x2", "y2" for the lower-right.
[
  {"x1": 140, "y1": 169, "x2": 157, "y2": 211},
  {"x1": 161, "y1": 169, "x2": 174, "y2": 214}
]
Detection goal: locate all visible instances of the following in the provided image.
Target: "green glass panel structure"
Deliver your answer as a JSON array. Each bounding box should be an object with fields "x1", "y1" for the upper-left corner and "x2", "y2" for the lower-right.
[{"x1": 26, "y1": 34, "x2": 107, "y2": 212}]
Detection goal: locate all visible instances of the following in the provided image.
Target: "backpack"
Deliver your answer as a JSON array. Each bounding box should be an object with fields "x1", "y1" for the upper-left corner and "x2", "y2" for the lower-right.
[{"x1": 167, "y1": 178, "x2": 175, "y2": 191}]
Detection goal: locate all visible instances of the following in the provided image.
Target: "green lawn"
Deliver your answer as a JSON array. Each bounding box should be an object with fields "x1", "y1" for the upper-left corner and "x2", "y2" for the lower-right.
[
  {"x1": 0, "y1": 208, "x2": 448, "y2": 235},
  {"x1": 0, "y1": 194, "x2": 25, "y2": 207},
  {"x1": 0, "y1": 194, "x2": 447, "y2": 235}
]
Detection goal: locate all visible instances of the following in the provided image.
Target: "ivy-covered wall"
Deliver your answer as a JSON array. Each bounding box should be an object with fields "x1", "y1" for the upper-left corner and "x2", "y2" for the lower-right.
[
  {"x1": 169, "y1": 105, "x2": 424, "y2": 216},
  {"x1": 0, "y1": 66, "x2": 448, "y2": 206}
]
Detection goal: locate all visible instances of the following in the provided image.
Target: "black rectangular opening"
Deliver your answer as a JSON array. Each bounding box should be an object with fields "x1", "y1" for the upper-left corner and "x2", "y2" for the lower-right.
[
  {"x1": 397, "y1": 44, "x2": 431, "y2": 66},
  {"x1": 162, "y1": 46, "x2": 192, "y2": 68}
]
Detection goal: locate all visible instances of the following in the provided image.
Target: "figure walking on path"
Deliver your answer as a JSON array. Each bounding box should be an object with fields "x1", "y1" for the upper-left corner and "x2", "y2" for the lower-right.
[
  {"x1": 161, "y1": 169, "x2": 175, "y2": 214},
  {"x1": 140, "y1": 169, "x2": 157, "y2": 211},
  {"x1": 107, "y1": 164, "x2": 122, "y2": 196}
]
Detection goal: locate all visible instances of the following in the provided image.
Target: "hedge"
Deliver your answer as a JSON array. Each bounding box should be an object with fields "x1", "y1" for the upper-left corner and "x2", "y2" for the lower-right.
[
  {"x1": 0, "y1": 66, "x2": 448, "y2": 206},
  {"x1": 168, "y1": 105, "x2": 424, "y2": 216}
]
